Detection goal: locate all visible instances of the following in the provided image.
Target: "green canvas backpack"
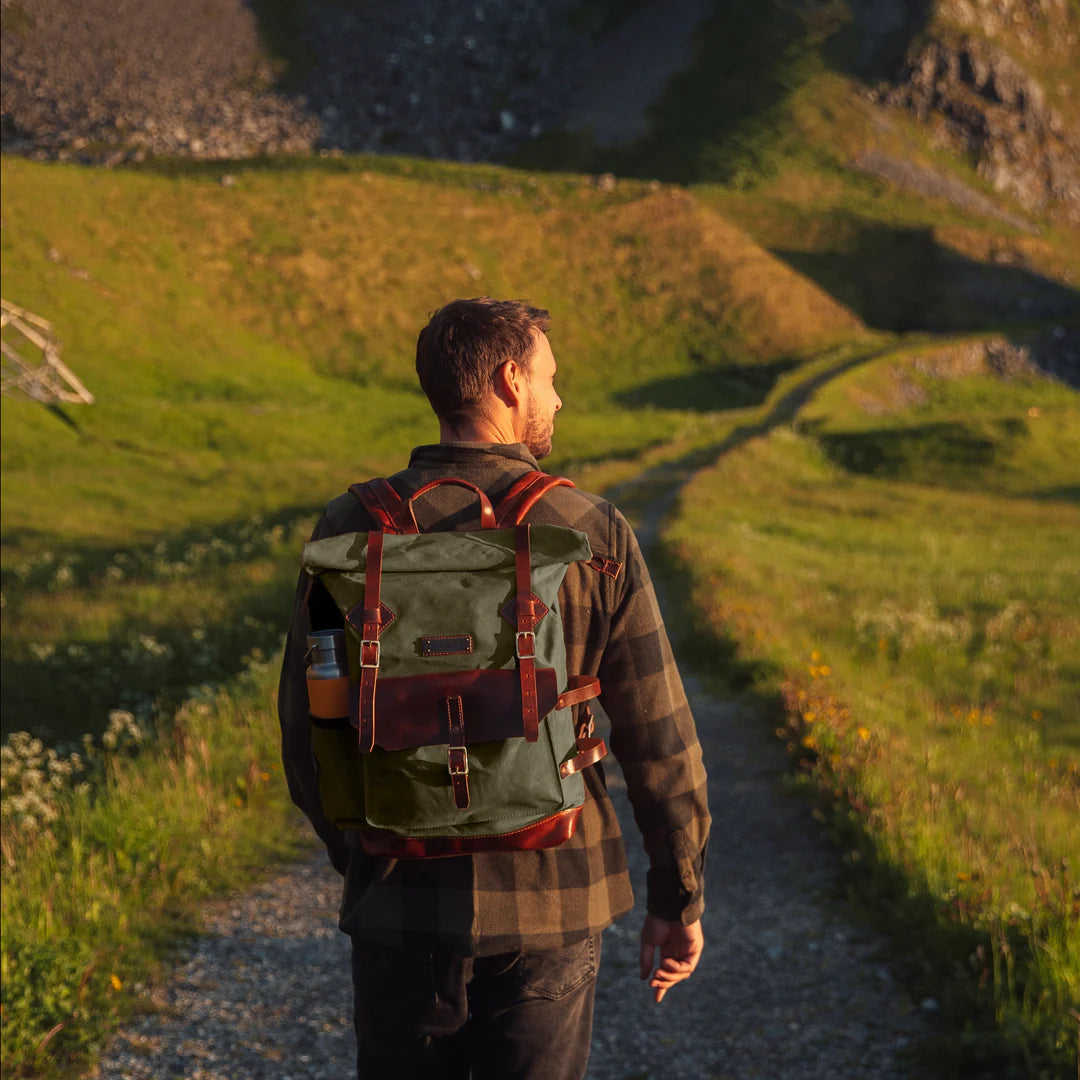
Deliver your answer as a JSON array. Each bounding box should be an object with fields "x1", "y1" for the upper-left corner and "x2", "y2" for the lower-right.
[{"x1": 300, "y1": 471, "x2": 608, "y2": 858}]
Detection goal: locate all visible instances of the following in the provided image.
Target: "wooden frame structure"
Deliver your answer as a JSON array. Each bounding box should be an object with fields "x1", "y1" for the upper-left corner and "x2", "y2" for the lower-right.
[{"x1": 0, "y1": 298, "x2": 94, "y2": 405}]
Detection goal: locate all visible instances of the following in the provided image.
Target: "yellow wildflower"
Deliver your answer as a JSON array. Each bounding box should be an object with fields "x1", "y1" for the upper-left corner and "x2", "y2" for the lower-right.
[{"x1": 110, "y1": 975, "x2": 122, "y2": 991}]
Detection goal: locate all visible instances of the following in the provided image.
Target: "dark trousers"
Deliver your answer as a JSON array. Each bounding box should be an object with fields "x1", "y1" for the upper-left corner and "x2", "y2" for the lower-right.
[{"x1": 351, "y1": 934, "x2": 601, "y2": 1080}]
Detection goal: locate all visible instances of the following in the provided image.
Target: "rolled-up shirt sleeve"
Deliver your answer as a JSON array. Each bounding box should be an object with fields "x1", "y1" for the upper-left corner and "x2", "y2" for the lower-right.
[{"x1": 597, "y1": 512, "x2": 710, "y2": 924}]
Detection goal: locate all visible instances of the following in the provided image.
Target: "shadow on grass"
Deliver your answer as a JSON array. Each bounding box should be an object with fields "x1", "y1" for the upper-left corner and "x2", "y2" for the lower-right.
[
  {"x1": 815, "y1": 418, "x2": 1026, "y2": 482},
  {"x1": 614, "y1": 357, "x2": 802, "y2": 412},
  {"x1": 0, "y1": 570, "x2": 296, "y2": 743},
  {"x1": 0, "y1": 503, "x2": 324, "y2": 741},
  {"x1": 773, "y1": 224, "x2": 1080, "y2": 334}
]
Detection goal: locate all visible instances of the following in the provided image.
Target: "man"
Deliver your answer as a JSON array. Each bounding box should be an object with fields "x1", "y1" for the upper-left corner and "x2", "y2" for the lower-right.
[{"x1": 279, "y1": 298, "x2": 710, "y2": 1080}]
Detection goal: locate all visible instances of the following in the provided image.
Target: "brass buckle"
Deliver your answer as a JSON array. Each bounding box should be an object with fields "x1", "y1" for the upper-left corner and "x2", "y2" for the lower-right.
[
  {"x1": 515, "y1": 631, "x2": 535, "y2": 659},
  {"x1": 448, "y1": 747, "x2": 469, "y2": 775},
  {"x1": 359, "y1": 639, "x2": 381, "y2": 668}
]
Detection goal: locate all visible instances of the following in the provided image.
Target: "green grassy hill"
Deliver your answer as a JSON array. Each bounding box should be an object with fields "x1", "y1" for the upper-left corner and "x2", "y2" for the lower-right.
[{"x1": 2, "y1": 1, "x2": 1079, "y2": 1074}]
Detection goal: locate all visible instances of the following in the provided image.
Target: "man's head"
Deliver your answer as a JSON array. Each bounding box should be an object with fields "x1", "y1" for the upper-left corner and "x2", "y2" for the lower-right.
[{"x1": 415, "y1": 297, "x2": 562, "y2": 459}]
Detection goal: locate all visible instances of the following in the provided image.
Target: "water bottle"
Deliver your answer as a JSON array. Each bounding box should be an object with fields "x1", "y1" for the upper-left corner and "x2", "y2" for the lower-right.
[{"x1": 305, "y1": 628, "x2": 350, "y2": 721}]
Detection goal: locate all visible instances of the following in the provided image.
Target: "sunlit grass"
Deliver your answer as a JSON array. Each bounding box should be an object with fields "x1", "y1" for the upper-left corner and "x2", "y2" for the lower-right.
[{"x1": 663, "y1": 352, "x2": 1080, "y2": 1075}]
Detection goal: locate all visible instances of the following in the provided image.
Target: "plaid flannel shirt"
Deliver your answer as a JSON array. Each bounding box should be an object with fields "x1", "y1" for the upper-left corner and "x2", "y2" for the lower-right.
[{"x1": 278, "y1": 442, "x2": 710, "y2": 955}]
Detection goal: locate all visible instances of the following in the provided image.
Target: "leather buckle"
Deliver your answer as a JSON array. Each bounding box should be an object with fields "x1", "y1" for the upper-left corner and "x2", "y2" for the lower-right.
[
  {"x1": 359, "y1": 639, "x2": 381, "y2": 668},
  {"x1": 448, "y1": 747, "x2": 469, "y2": 775},
  {"x1": 515, "y1": 631, "x2": 536, "y2": 659}
]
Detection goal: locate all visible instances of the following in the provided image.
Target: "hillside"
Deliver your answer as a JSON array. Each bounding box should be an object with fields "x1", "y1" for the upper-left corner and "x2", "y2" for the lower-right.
[{"x1": 2, "y1": 2, "x2": 1079, "y2": 1076}]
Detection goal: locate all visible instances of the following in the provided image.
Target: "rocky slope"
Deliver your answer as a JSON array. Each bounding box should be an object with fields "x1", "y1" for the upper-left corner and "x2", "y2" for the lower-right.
[
  {"x1": 0, "y1": 0, "x2": 588, "y2": 165},
  {"x1": 873, "y1": 0, "x2": 1080, "y2": 223},
  {"x1": 1, "y1": 0, "x2": 1076, "y2": 223}
]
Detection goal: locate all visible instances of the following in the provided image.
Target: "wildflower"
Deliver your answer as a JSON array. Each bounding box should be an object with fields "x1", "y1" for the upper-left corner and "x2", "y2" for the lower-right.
[
  {"x1": 811, "y1": 651, "x2": 821, "y2": 662},
  {"x1": 110, "y1": 975, "x2": 122, "y2": 991},
  {"x1": 856, "y1": 726, "x2": 871, "y2": 743}
]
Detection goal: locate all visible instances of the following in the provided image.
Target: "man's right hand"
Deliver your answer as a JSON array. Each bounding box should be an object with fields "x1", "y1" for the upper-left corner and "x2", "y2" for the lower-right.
[{"x1": 638, "y1": 915, "x2": 704, "y2": 1003}]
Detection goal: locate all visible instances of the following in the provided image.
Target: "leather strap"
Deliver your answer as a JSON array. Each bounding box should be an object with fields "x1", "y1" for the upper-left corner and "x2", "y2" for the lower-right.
[
  {"x1": 514, "y1": 524, "x2": 539, "y2": 743},
  {"x1": 494, "y1": 472, "x2": 575, "y2": 527},
  {"x1": 357, "y1": 530, "x2": 383, "y2": 752},
  {"x1": 556, "y1": 675, "x2": 601, "y2": 711},
  {"x1": 405, "y1": 478, "x2": 495, "y2": 533},
  {"x1": 560, "y1": 737, "x2": 607, "y2": 778},
  {"x1": 559, "y1": 702, "x2": 608, "y2": 778},
  {"x1": 445, "y1": 695, "x2": 470, "y2": 810},
  {"x1": 350, "y1": 478, "x2": 408, "y2": 533}
]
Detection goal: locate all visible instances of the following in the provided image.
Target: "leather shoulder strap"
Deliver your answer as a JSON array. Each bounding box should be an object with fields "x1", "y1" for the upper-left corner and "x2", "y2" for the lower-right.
[
  {"x1": 494, "y1": 472, "x2": 576, "y2": 528},
  {"x1": 349, "y1": 478, "x2": 412, "y2": 533}
]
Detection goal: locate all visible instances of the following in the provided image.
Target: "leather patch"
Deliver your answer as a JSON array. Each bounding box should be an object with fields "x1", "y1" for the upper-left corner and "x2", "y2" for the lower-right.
[
  {"x1": 500, "y1": 593, "x2": 549, "y2": 631},
  {"x1": 345, "y1": 601, "x2": 396, "y2": 636},
  {"x1": 587, "y1": 555, "x2": 623, "y2": 579},
  {"x1": 420, "y1": 634, "x2": 474, "y2": 657}
]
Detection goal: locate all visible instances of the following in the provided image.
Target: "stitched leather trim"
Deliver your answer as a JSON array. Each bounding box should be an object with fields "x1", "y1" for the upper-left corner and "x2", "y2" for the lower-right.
[{"x1": 358, "y1": 805, "x2": 583, "y2": 858}]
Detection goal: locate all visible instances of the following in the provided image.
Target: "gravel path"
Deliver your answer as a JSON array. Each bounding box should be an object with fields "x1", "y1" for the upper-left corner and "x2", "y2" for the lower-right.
[
  {"x1": 92, "y1": 467, "x2": 927, "y2": 1079},
  {"x1": 91, "y1": 690, "x2": 924, "y2": 1079}
]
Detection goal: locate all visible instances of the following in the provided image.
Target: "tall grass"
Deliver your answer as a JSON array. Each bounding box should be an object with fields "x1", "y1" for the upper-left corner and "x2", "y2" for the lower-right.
[
  {"x1": 662, "y1": 350, "x2": 1080, "y2": 1076},
  {"x1": 0, "y1": 660, "x2": 300, "y2": 1077}
]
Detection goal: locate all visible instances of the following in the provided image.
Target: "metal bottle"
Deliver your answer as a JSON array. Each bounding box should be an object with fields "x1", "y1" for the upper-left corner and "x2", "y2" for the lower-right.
[{"x1": 305, "y1": 628, "x2": 350, "y2": 720}]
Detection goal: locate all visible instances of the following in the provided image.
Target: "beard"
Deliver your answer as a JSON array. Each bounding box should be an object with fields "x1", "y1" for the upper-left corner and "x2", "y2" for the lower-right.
[{"x1": 522, "y1": 396, "x2": 554, "y2": 460}]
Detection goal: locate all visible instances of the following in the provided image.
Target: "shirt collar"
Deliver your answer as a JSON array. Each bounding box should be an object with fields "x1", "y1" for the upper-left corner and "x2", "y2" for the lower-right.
[{"x1": 408, "y1": 442, "x2": 541, "y2": 470}]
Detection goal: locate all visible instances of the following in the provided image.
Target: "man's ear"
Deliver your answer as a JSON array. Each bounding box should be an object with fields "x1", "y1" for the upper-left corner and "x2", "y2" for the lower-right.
[{"x1": 492, "y1": 360, "x2": 527, "y2": 410}]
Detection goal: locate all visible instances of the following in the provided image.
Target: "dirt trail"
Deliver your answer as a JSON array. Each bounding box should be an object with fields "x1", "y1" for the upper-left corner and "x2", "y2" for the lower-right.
[{"x1": 93, "y1": 457, "x2": 925, "y2": 1080}]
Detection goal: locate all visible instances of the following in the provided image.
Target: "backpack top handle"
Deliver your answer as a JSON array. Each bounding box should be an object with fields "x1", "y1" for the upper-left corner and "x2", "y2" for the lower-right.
[{"x1": 351, "y1": 477, "x2": 495, "y2": 534}]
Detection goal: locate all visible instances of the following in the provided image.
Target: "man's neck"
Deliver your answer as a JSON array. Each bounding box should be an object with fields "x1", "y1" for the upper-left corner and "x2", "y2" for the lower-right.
[{"x1": 439, "y1": 415, "x2": 517, "y2": 445}]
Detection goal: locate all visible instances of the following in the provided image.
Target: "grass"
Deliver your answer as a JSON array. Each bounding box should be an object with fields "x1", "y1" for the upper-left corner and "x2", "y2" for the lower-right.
[
  {"x1": 0, "y1": 153, "x2": 858, "y2": 744},
  {"x1": 0, "y1": 661, "x2": 301, "y2": 1077},
  {"x1": 661, "y1": 345, "x2": 1080, "y2": 1077}
]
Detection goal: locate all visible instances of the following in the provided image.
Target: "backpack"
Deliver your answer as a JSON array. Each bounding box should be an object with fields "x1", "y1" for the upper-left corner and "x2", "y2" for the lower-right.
[{"x1": 300, "y1": 471, "x2": 608, "y2": 858}]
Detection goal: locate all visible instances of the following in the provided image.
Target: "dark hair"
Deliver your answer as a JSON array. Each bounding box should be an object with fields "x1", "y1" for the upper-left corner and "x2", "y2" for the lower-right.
[{"x1": 415, "y1": 297, "x2": 551, "y2": 424}]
